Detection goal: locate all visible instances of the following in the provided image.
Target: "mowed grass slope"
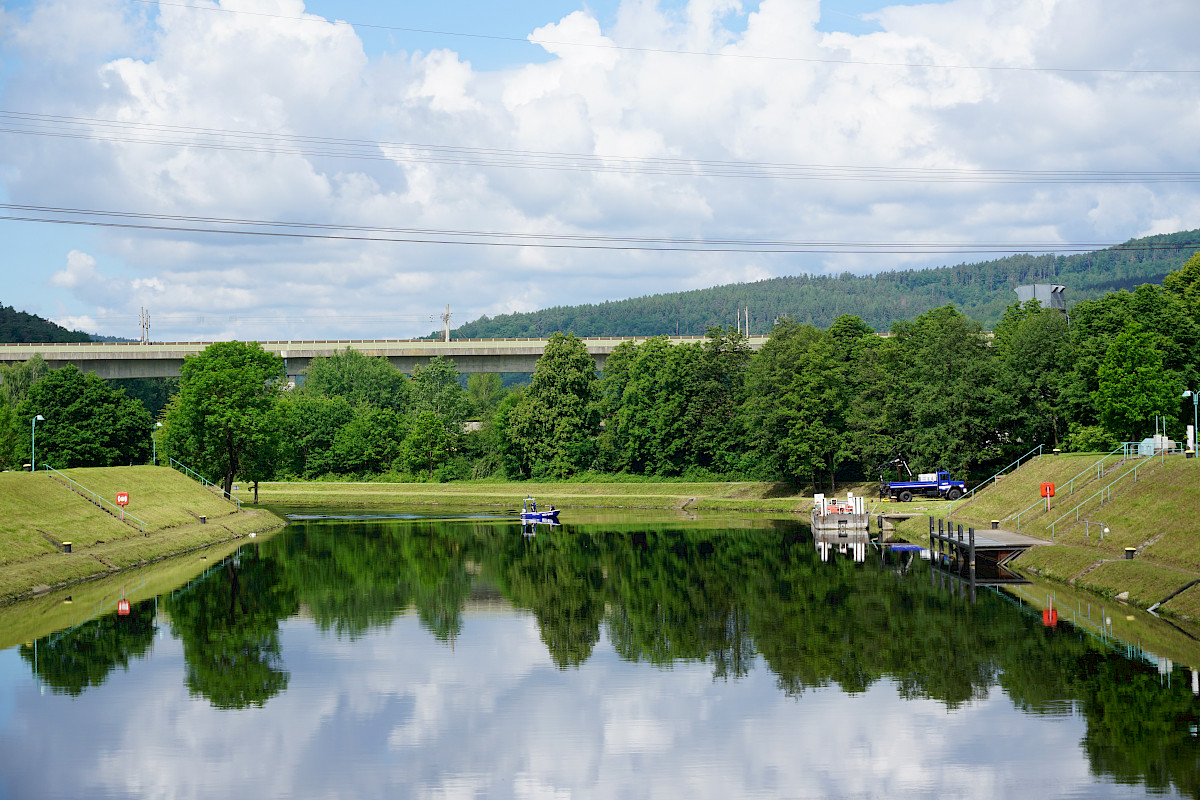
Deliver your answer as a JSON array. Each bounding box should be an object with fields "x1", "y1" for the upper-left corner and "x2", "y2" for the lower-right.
[
  {"x1": 948, "y1": 452, "x2": 1125, "y2": 532},
  {"x1": 921, "y1": 451, "x2": 1200, "y2": 620},
  {"x1": 0, "y1": 467, "x2": 284, "y2": 603},
  {"x1": 0, "y1": 473, "x2": 133, "y2": 562},
  {"x1": 57, "y1": 465, "x2": 241, "y2": 529}
]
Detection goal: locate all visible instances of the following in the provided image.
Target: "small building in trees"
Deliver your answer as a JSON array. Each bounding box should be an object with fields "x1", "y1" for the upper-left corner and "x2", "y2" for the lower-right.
[{"x1": 1015, "y1": 284, "x2": 1067, "y2": 311}]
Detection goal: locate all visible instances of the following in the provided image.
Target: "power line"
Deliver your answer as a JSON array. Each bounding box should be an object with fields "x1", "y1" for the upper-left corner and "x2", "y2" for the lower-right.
[
  {"x1": 3, "y1": 203, "x2": 1197, "y2": 255},
  {"x1": 129, "y1": 0, "x2": 1200, "y2": 76},
  {"x1": 3, "y1": 111, "x2": 1197, "y2": 185}
]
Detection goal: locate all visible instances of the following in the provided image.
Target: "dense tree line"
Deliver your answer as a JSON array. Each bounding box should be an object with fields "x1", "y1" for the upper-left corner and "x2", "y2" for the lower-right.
[
  {"x1": 0, "y1": 303, "x2": 90, "y2": 343},
  {"x1": 3, "y1": 253, "x2": 1199, "y2": 487},
  {"x1": 448, "y1": 230, "x2": 1200, "y2": 338},
  {"x1": 484, "y1": 256, "x2": 1198, "y2": 485}
]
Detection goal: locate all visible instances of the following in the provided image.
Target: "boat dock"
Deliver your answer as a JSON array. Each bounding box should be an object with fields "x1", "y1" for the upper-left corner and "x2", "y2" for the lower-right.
[{"x1": 928, "y1": 517, "x2": 1047, "y2": 598}]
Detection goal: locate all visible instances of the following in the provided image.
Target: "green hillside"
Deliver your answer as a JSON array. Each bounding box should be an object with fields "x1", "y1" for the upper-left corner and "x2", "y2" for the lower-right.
[
  {"x1": 0, "y1": 304, "x2": 90, "y2": 342},
  {"x1": 451, "y1": 229, "x2": 1200, "y2": 337}
]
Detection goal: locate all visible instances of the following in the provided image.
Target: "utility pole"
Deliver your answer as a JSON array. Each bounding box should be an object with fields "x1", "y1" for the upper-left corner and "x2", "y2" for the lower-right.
[
  {"x1": 441, "y1": 304, "x2": 451, "y2": 342},
  {"x1": 140, "y1": 307, "x2": 150, "y2": 344}
]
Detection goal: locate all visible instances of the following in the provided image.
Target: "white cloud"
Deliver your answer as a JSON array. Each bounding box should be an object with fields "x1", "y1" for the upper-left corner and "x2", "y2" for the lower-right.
[
  {"x1": 3, "y1": 0, "x2": 1200, "y2": 339},
  {"x1": 49, "y1": 250, "x2": 102, "y2": 288}
]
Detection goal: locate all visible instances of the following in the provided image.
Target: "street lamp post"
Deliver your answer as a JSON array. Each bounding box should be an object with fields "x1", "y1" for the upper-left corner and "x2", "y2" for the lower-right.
[
  {"x1": 31, "y1": 414, "x2": 44, "y2": 471},
  {"x1": 152, "y1": 421, "x2": 163, "y2": 465},
  {"x1": 1185, "y1": 390, "x2": 1199, "y2": 457}
]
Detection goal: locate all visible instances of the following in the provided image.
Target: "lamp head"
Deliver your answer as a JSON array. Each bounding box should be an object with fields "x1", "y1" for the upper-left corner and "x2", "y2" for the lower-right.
[
  {"x1": 1185, "y1": 390, "x2": 1195, "y2": 399},
  {"x1": 155, "y1": 421, "x2": 163, "y2": 428},
  {"x1": 34, "y1": 414, "x2": 44, "y2": 421}
]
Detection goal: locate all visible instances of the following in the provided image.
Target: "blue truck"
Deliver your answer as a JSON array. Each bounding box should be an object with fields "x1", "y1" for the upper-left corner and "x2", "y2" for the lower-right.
[{"x1": 878, "y1": 459, "x2": 967, "y2": 502}]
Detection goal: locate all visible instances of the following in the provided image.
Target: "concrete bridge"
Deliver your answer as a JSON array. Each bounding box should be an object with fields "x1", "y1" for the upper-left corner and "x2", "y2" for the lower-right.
[{"x1": 0, "y1": 335, "x2": 772, "y2": 380}]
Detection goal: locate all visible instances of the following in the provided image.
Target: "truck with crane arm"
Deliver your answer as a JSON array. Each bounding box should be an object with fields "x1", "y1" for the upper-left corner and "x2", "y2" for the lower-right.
[{"x1": 878, "y1": 458, "x2": 967, "y2": 502}]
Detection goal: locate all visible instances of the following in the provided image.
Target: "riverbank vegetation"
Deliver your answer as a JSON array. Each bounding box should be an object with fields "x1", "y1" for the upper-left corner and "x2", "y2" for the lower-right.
[{"x1": 3, "y1": 253, "x2": 1198, "y2": 495}]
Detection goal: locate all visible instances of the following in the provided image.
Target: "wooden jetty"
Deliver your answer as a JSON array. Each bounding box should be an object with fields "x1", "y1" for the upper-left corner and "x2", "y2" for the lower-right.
[{"x1": 928, "y1": 517, "x2": 1047, "y2": 598}]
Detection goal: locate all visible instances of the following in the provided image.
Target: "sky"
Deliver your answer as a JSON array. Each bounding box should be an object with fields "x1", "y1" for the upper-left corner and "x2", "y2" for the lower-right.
[{"x1": 1, "y1": 0, "x2": 1199, "y2": 341}]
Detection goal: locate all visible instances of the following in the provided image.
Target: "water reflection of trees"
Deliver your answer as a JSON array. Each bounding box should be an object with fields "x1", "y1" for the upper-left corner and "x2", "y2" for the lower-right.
[
  {"x1": 19, "y1": 599, "x2": 156, "y2": 695},
  {"x1": 20, "y1": 517, "x2": 1200, "y2": 797},
  {"x1": 163, "y1": 549, "x2": 297, "y2": 709}
]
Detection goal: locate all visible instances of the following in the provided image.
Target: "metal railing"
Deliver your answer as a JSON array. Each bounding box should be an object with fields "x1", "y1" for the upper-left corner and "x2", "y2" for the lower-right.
[
  {"x1": 1012, "y1": 443, "x2": 1149, "y2": 530},
  {"x1": 43, "y1": 465, "x2": 148, "y2": 533},
  {"x1": 948, "y1": 444, "x2": 1043, "y2": 517},
  {"x1": 1059, "y1": 444, "x2": 1132, "y2": 496},
  {"x1": 1045, "y1": 447, "x2": 1170, "y2": 536},
  {"x1": 168, "y1": 457, "x2": 242, "y2": 510}
]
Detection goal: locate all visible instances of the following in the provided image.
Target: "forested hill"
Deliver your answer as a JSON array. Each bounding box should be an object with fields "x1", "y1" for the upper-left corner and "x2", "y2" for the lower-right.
[
  {"x1": 0, "y1": 304, "x2": 90, "y2": 343},
  {"x1": 452, "y1": 229, "x2": 1200, "y2": 337}
]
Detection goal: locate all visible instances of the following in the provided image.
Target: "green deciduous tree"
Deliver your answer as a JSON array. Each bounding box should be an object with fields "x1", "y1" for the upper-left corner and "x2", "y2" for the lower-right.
[
  {"x1": 1093, "y1": 323, "x2": 1180, "y2": 442},
  {"x1": 867, "y1": 305, "x2": 1012, "y2": 475},
  {"x1": 331, "y1": 405, "x2": 407, "y2": 475},
  {"x1": 1163, "y1": 250, "x2": 1200, "y2": 320},
  {"x1": 276, "y1": 393, "x2": 355, "y2": 478},
  {"x1": 466, "y1": 373, "x2": 506, "y2": 418},
  {"x1": 411, "y1": 356, "x2": 470, "y2": 431},
  {"x1": 16, "y1": 365, "x2": 152, "y2": 468},
  {"x1": 506, "y1": 332, "x2": 598, "y2": 478},
  {"x1": 739, "y1": 319, "x2": 825, "y2": 480},
  {"x1": 994, "y1": 301, "x2": 1073, "y2": 448},
  {"x1": 401, "y1": 410, "x2": 454, "y2": 478},
  {"x1": 0, "y1": 353, "x2": 48, "y2": 407},
  {"x1": 1064, "y1": 285, "x2": 1200, "y2": 427},
  {"x1": 163, "y1": 341, "x2": 285, "y2": 495},
  {"x1": 302, "y1": 347, "x2": 410, "y2": 412}
]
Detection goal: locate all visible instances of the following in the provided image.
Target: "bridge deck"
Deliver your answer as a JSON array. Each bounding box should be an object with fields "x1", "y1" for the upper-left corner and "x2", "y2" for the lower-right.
[{"x1": 0, "y1": 335, "x2": 770, "y2": 379}]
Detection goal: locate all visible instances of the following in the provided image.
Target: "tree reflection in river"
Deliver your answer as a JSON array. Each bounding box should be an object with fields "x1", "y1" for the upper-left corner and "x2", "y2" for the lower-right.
[
  {"x1": 163, "y1": 548, "x2": 297, "y2": 709},
  {"x1": 19, "y1": 599, "x2": 156, "y2": 696},
  {"x1": 13, "y1": 513, "x2": 1200, "y2": 797}
]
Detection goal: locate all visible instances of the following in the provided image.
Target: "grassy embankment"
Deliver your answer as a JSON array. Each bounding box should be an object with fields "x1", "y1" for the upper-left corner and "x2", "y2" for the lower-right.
[
  {"x1": 255, "y1": 478, "x2": 848, "y2": 513},
  {"x1": 893, "y1": 451, "x2": 1200, "y2": 621},
  {"x1": 0, "y1": 466, "x2": 285, "y2": 604}
]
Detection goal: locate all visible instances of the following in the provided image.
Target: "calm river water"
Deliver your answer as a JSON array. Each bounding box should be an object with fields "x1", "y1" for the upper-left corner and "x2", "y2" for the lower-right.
[{"x1": 0, "y1": 510, "x2": 1197, "y2": 799}]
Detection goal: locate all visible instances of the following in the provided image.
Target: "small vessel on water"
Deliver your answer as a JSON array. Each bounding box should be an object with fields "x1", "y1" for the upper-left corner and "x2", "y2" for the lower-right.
[{"x1": 520, "y1": 496, "x2": 560, "y2": 522}]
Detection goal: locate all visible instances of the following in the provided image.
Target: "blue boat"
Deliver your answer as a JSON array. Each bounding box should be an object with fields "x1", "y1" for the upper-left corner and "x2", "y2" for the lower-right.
[{"x1": 520, "y1": 496, "x2": 559, "y2": 521}]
